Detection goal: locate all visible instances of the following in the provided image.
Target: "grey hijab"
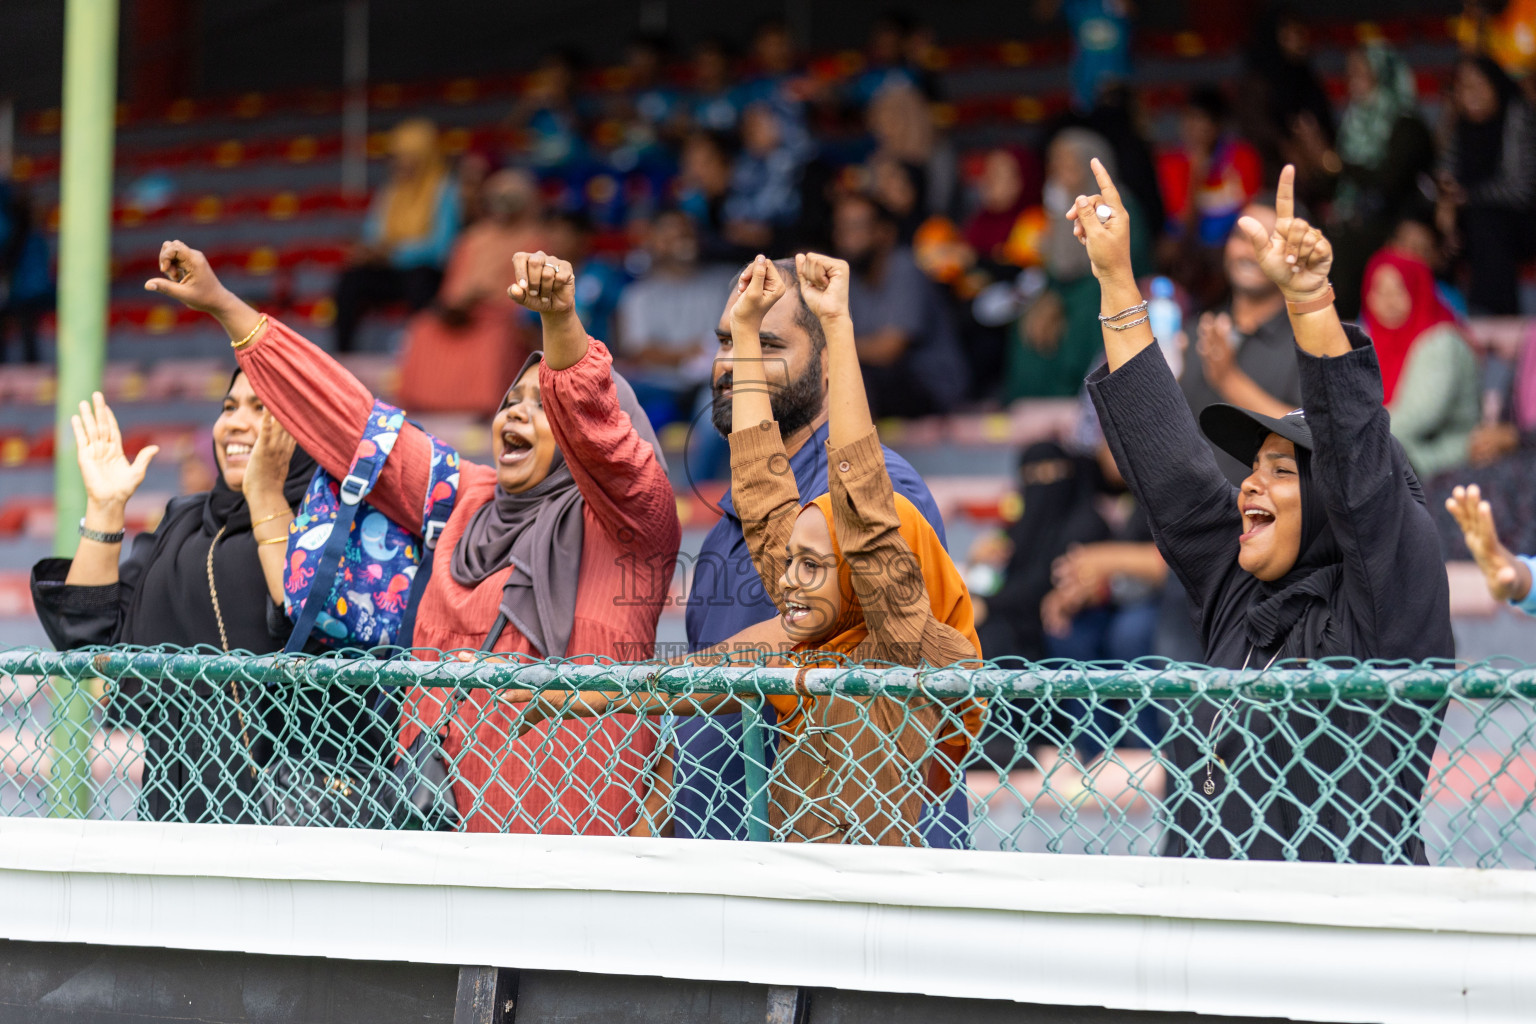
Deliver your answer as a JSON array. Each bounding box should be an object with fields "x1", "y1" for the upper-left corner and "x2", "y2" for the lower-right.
[
  {"x1": 1042, "y1": 128, "x2": 1118, "y2": 282},
  {"x1": 449, "y1": 351, "x2": 666, "y2": 658}
]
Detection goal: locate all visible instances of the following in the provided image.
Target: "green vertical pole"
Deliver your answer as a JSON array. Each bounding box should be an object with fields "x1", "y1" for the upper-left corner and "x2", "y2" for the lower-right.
[
  {"x1": 48, "y1": 0, "x2": 119, "y2": 818},
  {"x1": 739, "y1": 696, "x2": 771, "y2": 842}
]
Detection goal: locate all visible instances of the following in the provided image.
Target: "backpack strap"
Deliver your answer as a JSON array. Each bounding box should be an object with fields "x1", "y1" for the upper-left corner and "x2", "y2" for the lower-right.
[
  {"x1": 395, "y1": 434, "x2": 460, "y2": 649},
  {"x1": 285, "y1": 401, "x2": 407, "y2": 654}
]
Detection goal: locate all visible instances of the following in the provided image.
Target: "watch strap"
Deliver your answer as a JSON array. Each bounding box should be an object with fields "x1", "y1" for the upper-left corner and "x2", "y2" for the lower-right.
[{"x1": 78, "y1": 518, "x2": 126, "y2": 544}]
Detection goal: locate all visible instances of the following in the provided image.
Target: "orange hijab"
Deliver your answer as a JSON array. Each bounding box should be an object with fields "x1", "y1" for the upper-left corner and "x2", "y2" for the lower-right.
[
  {"x1": 792, "y1": 492, "x2": 980, "y2": 665},
  {"x1": 780, "y1": 491, "x2": 984, "y2": 781}
]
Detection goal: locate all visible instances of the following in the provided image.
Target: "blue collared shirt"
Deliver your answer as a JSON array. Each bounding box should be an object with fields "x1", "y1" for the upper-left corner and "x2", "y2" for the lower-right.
[
  {"x1": 676, "y1": 421, "x2": 953, "y2": 841},
  {"x1": 1516, "y1": 556, "x2": 1536, "y2": 617}
]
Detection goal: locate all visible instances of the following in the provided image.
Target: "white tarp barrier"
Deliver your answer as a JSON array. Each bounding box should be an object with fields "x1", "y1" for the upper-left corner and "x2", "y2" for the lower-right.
[{"x1": 0, "y1": 818, "x2": 1531, "y2": 1023}]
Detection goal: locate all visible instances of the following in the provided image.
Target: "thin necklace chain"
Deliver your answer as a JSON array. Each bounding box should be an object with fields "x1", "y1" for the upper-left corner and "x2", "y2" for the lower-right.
[
  {"x1": 1203, "y1": 645, "x2": 1281, "y2": 796},
  {"x1": 205, "y1": 524, "x2": 257, "y2": 779}
]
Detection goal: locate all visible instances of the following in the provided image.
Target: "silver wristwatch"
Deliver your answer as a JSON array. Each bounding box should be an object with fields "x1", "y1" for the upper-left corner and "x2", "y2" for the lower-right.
[{"x1": 78, "y1": 518, "x2": 126, "y2": 544}]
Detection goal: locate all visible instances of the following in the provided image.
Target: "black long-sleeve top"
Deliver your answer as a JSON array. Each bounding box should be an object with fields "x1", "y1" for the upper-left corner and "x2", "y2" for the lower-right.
[{"x1": 1086, "y1": 324, "x2": 1452, "y2": 863}]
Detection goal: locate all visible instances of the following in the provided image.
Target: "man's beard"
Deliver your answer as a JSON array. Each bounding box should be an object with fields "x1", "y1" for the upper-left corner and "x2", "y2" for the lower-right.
[{"x1": 710, "y1": 357, "x2": 824, "y2": 439}]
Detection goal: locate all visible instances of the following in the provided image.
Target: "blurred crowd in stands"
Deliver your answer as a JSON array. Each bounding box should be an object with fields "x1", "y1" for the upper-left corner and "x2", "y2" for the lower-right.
[{"x1": 9, "y1": 2, "x2": 1536, "y2": 684}]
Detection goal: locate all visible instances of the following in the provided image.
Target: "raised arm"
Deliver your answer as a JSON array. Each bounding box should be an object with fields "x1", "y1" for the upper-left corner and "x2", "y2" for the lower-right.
[
  {"x1": 1447, "y1": 484, "x2": 1535, "y2": 607},
  {"x1": 796, "y1": 251, "x2": 975, "y2": 664},
  {"x1": 726, "y1": 256, "x2": 802, "y2": 610},
  {"x1": 1067, "y1": 158, "x2": 1155, "y2": 373},
  {"x1": 507, "y1": 250, "x2": 681, "y2": 557},
  {"x1": 144, "y1": 241, "x2": 437, "y2": 532},
  {"x1": 1241, "y1": 171, "x2": 1450, "y2": 651},
  {"x1": 1072, "y1": 163, "x2": 1241, "y2": 619},
  {"x1": 1236, "y1": 165, "x2": 1351, "y2": 360},
  {"x1": 62, "y1": 393, "x2": 159, "y2": 587}
]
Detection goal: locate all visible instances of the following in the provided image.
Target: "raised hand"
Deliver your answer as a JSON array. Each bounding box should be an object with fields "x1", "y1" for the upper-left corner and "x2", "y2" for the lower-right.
[
  {"x1": 1237, "y1": 165, "x2": 1332, "y2": 302},
  {"x1": 1064, "y1": 157, "x2": 1134, "y2": 285},
  {"x1": 1446, "y1": 484, "x2": 1532, "y2": 603},
  {"x1": 143, "y1": 240, "x2": 235, "y2": 314},
  {"x1": 794, "y1": 251, "x2": 850, "y2": 323},
  {"x1": 72, "y1": 392, "x2": 159, "y2": 514},
  {"x1": 243, "y1": 411, "x2": 297, "y2": 503},
  {"x1": 730, "y1": 254, "x2": 787, "y2": 329},
  {"x1": 507, "y1": 251, "x2": 576, "y2": 315},
  {"x1": 1196, "y1": 312, "x2": 1237, "y2": 385}
]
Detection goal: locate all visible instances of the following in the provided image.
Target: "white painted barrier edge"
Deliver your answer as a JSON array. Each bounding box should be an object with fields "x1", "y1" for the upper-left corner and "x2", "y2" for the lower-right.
[{"x1": 0, "y1": 819, "x2": 1532, "y2": 1024}]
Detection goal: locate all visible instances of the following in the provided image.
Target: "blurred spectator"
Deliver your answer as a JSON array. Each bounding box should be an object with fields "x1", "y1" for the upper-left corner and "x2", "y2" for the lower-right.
[
  {"x1": 677, "y1": 130, "x2": 751, "y2": 263},
  {"x1": 1240, "y1": 5, "x2": 1336, "y2": 182},
  {"x1": 1387, "y1": 208, "x2": 1468, "y2": 316},
  {"x1": 395, "y1": 170, "x2": 545, "y2": 415},
  {"x1": 687, "y1": 38, "x2": 743, "y2": 133},
  {"x1": 1361, "y1": 250, "x2": 1480, "y2": 478},
  {"x1": 866, "y1": 82, "x2": 957, "y2": 221},
  {"x1": 334, "y1": 118, "x2": 461, "y2": 353},
  {"x1": 1005, "y1": 129, "x2": 1149, "y2": 400},
  {"x1": 622, "y1": 34, "x2": 683, "y2": 139},
  {"x1": 1158, "y1": 87, "x2": 1263, "y2": 248},
  {"x1": 867, "y1": 154, "x2": 925, "y2": 241},
  {"x1": 547, "y1": 210, "x2": 626, "y2": 342},
  {"x1": 1316, "y1": 42, "x2": 1435, "y2": 319},
  {"x1": 1041, "y1": 442, "x2": 1166, "y2": 757},
  {"x1": 975, "y1": 441, "x2": 1109, "y2": 662},
  {"x1": 1037, "y1": 0, "x2": 1134, "y2": 111},
  {"x1": 1180, "y1": 202, "x2": 1304, "y2": 483},
  {"x1": 722, "y1": 103, "x2": 810, "y2": 252},
  {"x1": 846, "y1": 12, "x2": 920, "y2": 106},
  {"x1": 0, "y1": 180, "x2": 52, "y2": 364},
  {"x1": 1077, "y1": 82, "x2": 1165, "y2": 238},
  {"x1": 834, "y1": 192, "x2": 967, "y2": 417},
  {"x1": 1436, "y1": 56, "x2": 1536, "y2": 315},
  {"x1": 614, "y1": 210, "x2": 732, "y2": 427},
  {"x1": 510, "y1": 49, "x2": 592, "y2": 173},
  {"x1": 962, "y1": 147, "x2": 1043, "y2": 267},
  {"x1": 737, "y1": 17, "x2": 805, "y2": 114}
]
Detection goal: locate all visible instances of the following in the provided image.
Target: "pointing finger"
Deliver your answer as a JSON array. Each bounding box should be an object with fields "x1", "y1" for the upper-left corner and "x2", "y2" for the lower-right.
[
  {"x1": 1275, "y1": 164, "x2": 1295, "y2": 222},
  {"x1": 1089, "y1": 158, "x2": 1120, "y2": 205}
]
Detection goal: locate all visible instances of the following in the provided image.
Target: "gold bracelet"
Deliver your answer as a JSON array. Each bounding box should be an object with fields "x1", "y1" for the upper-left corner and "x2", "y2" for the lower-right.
[
  {"x1": 231, "y1": 314, "x2": 269, "y2": 350},
  {"x1": 251, "y1": 510, "x2": 292, "y2": 527},
  {"x1": 257, "y1": 535, "x2": 288, "y2": 546}
]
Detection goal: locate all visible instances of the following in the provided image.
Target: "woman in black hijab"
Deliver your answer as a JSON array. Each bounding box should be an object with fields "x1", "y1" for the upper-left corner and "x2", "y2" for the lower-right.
[
  {"x1": 31, "y1": 373, "x2": 320, "y2": 822},
  {"x1": 1438, "y1": 55, "x2": 1536, "y2": 315},
  {"x1": 1068, "y1": 161, "x2": 1453, "y2": 864}
]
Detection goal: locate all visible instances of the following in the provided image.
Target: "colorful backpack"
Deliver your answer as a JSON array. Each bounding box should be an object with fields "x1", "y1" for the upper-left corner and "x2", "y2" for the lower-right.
[{"x1": 283, "y1": 400, "x2": 460, "y2": 652}]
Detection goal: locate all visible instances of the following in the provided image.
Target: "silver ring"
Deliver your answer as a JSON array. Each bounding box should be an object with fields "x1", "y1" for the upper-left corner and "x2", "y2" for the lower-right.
[{"x1": 1095, "y1": 204, "x2": 1114, "y2": 224}]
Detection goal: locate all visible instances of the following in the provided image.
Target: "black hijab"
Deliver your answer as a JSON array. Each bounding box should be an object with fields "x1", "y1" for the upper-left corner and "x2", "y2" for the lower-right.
[
  {"x1": 1242, "y1": 446, "x2": 1344, "y2": 657},
  {"x1": 118, "y1": 372, "x2": 317, "y2": 652},
  {"x1": 1455, "y1": 56, "x2": 1518, "y2": 189},
  {"x1": 985, "y1": 442, "x2": 1110, "y2": 659}
]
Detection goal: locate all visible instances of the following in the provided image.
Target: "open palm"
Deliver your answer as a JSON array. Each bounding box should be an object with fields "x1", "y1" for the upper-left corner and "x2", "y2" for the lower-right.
[{"x1": 72, "y1": 392, "x2": 158, "y2": 508}]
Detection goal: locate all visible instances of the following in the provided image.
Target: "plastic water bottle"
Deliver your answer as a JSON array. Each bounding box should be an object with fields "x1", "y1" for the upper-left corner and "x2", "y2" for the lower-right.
[{"x1": 1147, "y1": 276, "x2": 1183, "y2": 379}]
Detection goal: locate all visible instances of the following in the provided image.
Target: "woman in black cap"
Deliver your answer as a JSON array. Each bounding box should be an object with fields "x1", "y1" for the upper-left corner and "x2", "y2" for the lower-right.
[{"x1": 1066, "y1": 160, "x2": 1452, "y2": 864}]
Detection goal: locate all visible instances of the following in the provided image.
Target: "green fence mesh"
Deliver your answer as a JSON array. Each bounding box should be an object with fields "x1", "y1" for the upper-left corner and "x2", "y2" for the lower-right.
[{"x1": 1, "y1": 646, "x2": 1533, "y2": 867}]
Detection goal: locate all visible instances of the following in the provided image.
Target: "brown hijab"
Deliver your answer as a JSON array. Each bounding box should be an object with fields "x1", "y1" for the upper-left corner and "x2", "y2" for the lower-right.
[{"x1": 448, "y1": 352, "x2": 665, "y2": 657}]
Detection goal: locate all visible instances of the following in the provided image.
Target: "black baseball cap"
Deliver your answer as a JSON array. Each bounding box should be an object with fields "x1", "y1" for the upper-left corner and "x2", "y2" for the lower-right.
[{"x1": 1198, "y1": 404, "x2": 1313, "y2": 469}]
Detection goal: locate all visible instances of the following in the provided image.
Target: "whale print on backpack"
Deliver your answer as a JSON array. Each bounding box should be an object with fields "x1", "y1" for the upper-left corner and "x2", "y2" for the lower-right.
[{"x1": 283, "y1": 400, "x2": 460, "y2": 651}]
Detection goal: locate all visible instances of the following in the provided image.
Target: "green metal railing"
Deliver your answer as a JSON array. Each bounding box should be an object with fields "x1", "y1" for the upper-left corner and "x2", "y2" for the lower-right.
[{"x1": 1, "y1": 646, "x2": 1533, "y2": 866}]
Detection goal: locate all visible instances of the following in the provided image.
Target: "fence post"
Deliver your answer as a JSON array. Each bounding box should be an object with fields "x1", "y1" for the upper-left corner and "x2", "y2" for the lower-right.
[
  {"x1": 49, "y1": 0, "x2": 120, "y2": 820},
  {"x1": 739, "y1": 695, "x2": 772, "y2": 842}
]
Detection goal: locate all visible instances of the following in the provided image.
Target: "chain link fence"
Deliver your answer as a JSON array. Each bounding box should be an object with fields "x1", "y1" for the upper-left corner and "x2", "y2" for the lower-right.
[{"x1": 1, "y1": 646, "x2": 1532, "y2": 866}]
